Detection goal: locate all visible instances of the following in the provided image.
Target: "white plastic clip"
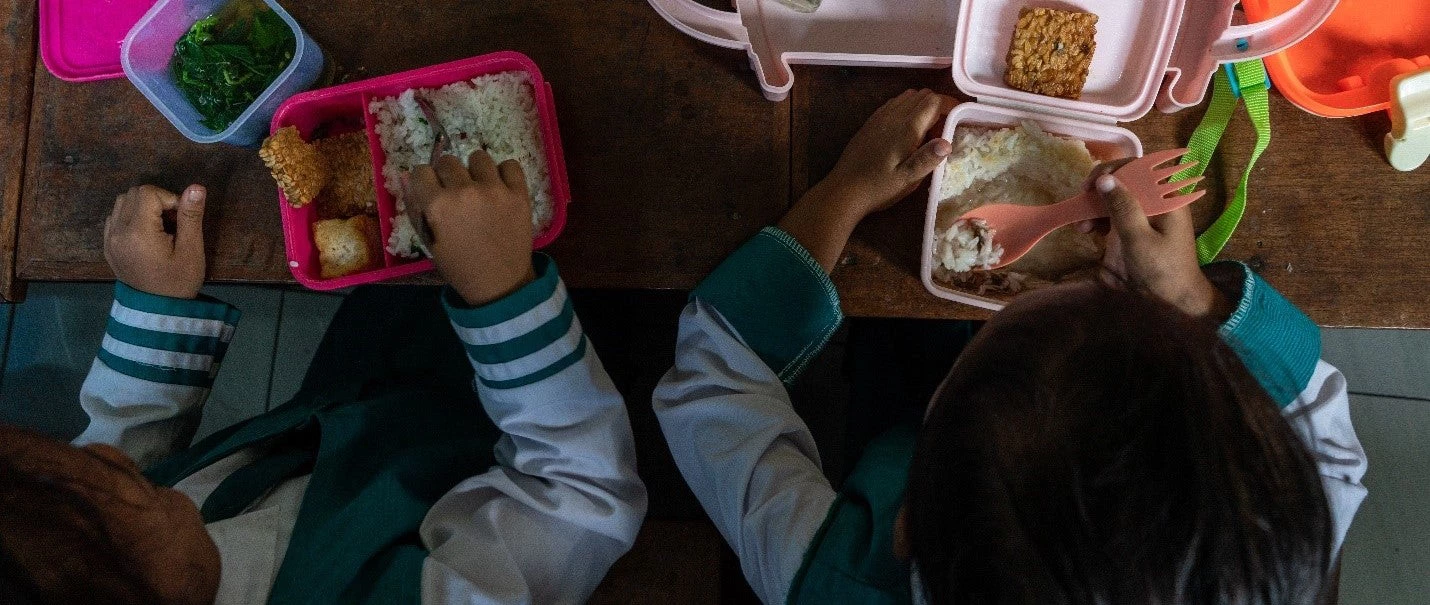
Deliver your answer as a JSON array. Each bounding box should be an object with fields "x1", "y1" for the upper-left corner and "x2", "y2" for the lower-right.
[{"x1": 1385, "y1": 67, "x2": 1430, "y2": 172}]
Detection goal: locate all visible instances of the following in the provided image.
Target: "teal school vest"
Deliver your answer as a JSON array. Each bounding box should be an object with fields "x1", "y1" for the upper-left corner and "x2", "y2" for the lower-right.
[
  {"x1": 146, "y1": 385, "x2": 499, "y2": 605},
  {"x1": 787, "y1": 424, "x2": 917, "y2": 605}
]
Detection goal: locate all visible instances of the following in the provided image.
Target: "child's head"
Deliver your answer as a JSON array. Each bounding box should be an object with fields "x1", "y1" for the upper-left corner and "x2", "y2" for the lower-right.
[
  {"x1": 0, "y1": 425, "x2": 220, "y2": 605},
  {"x1": 906, "y1": 282, "x2": 1332, "y2": 604}
]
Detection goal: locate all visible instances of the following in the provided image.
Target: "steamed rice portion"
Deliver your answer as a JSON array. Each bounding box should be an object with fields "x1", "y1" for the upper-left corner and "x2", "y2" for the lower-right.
[
  {"x1": 932, "y1": 120, "x2": 1102, "y2": 293},
  {"x1": 369, "y1": 72, "x2": 553, "y2": 258},
  {"x1": 938, "y1": 219, "x2": 1003, "y2": 273}
]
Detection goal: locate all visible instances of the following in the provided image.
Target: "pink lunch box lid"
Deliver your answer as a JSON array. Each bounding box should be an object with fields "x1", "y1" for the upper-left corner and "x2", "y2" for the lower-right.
[
  {"x1": 40, "y1": 0, "x2": 158, "y2": 82},
  {"x1": 953, "y1": 0, "x2": 1339, "y2": 122},
  {"x1": 647, "y1": 0, "x2": 1338, "y2": 116}
]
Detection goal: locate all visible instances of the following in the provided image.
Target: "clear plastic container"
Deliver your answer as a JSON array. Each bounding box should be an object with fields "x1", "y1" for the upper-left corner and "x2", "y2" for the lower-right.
[{"x1": 120, "y1": 0, "x2": 324, "y2": 146}]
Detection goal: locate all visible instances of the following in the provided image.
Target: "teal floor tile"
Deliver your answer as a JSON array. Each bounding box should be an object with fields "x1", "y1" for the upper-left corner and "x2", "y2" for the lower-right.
[
  {"x1": 1323, "y1": 329, "x2": 1430, "y2": 401},
  {"x1": 1339, "y1": 394, "x2": 1430, "y2": 605},
  {"x1": 268, "y1": 290, "x2": 345, "y2": 409},
  {"x1": 192, "y1": 285, "x2": 283, "y2": 442},
  {"x1": 0, "y1": 283, "x2": 116, "y2": 438},
  {"x1": 0, "y1": 303, "x2": 14, "y2": 387}
]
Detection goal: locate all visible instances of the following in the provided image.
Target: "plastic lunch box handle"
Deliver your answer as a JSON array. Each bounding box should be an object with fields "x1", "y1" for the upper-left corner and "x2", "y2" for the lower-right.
[
  {"x1": 646, "y1": 0, "x2": 749, "y2": 50},
  {"x1": 1206, "y1": 0, "x2": 1338, "y2": 63}
]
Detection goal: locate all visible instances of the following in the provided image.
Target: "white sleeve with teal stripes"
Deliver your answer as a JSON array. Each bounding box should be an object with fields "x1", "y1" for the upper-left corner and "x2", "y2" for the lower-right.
[
  {"x1": 419, "y1": 254, "x2": 648, "y2": 605},
  {"x1": 74, "y1": 282, "x2": 242, "y2": 469},
  {"x1": 652, "y1": 227, "x2": 843, "y2": 605},
  {"x1": 1211, "y1": 262, "x2": 1368, "y2": 556}
]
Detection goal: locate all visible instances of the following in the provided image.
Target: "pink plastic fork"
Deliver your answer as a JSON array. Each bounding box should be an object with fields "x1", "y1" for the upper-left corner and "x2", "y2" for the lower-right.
[{"x1": 956, "y1": 148, "x2": 1207, "y2": 270}]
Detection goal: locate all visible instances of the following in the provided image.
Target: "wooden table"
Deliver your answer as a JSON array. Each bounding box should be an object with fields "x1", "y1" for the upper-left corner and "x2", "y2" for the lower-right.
[{"x1": 3, "y1": 0, "x2": 1427, "y2": 327}]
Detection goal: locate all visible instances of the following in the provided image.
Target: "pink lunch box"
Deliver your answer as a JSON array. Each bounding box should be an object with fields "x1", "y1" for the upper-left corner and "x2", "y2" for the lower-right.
[
  {"x1": 651, "y1": 0, "x2": 1338, "y2": 310},
  {"x1": 270, "y1": 51, "x2": 571, "y2": 291}
]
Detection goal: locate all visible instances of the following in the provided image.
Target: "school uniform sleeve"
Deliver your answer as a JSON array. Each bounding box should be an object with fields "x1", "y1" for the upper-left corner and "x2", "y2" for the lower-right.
[
  {"x1": 652, "y1": 227, "x2": 842, "y2": 605},
  {"x1": 72, "y1": 282, "x2": 241, "y2": 469},
  {"x1": 419, "y1": 253, "x2": 648, "y2": 604},
  {"x1": 1207, "y1": 261, "x2": 1368, "y2": 556}
]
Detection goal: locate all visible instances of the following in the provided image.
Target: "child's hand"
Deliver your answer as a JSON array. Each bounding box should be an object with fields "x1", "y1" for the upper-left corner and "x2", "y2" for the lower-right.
[
  {"x1": 814, "y1": 89, "x2": 956, "y2": 219},
  {"x1": 1080, "y1": 167, "x2": 1233, "y2": 321},
  {"x1": 778, "y1": 90, "x2": 957, "y2": 272},
  {"x1": 103, "y1": 185, "x2": 208, "y2": 299},
  {"x1": 407, "y1": 151, "x2": 537, "y2": 306}
]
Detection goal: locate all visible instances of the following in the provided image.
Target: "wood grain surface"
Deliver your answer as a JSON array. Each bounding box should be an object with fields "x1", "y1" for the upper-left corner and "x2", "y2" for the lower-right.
[
  {"x1": 11, "y1": 1, "x2": 1429, "y2": 327},
  {"x1": 16, "y1": 0, "x2": 789, "y2": 289},
  {"x1": 0, "y1": 0, "x2": 36, "y2": 302}
]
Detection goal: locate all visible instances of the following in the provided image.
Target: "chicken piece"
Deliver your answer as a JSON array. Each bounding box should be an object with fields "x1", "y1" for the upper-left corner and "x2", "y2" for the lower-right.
[
  {"x1": 313, "y1": 214, "x2": 382, "y2": 279},
  {"x1": 259, "y1": 126, "x2": 329, "y2": 207},
  {"x1": 314, "y1": 131, "x2": 377, "y2": 218}
]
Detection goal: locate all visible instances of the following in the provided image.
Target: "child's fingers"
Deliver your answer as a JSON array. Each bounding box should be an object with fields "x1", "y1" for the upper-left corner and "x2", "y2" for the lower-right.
[
  {"x1": 874, "y1": 89, "x2": 920, "y2": 118},
  {"x1": 1098, "y1": 175, "x2": 1153, "y2": 242},
  {"x1": 134, "y1": 185, "x2": 177, "y2": 232},
  {"x1": 408, "y1": 165, "x2": 440, "y2": 197},
  {"x1": 908, "y1": 92, "x2": 956, "y2": 139},
  {"x1": 898, "y1": 138, "x2": 953, "y2": 183},
  {"x1": 173, "y1": 185, "x2": 206, "y2": 255},
  {"x1": 497, "y1": 159, "x2": 527, "y2": 194},
  {"x1": 1083, "y1": 158, "x2": 1133, "y2": 192},
  {"x1": 1148, "y1": 204, "x2": 1194, "y2": 239},
  {"x1": 466, "y1": 151, "x2": 500, "y2": 184},
  {"x1": 1074, "y1": 217, "x2": 1110, "y2": 235},
  {"x1": 435, "y1": 154, "x2": 471, "y2": 187}
]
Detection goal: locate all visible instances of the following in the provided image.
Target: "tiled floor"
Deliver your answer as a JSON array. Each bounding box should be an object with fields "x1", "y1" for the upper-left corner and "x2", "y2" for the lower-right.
[
  {"x1": 1, "y1": 283, "x2": 1426, "y2": 603},
  {"x1": 0, "y1": 283, "x2": 343, "y2": 442}
]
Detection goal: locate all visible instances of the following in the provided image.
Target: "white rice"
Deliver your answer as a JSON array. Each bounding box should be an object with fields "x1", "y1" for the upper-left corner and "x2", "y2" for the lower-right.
[
  {"x1": 933, "y1": 120, "x2": 1099, "y2": 283},
  {"x1": 937, "y1": 218, "x2": 1003, "y2": 273},
  {"x1": 937, "y1": 120, "x2": 1093, "y2": 203},
  {"x1": 368, "y1": 72, "x2": 553, "y2": 258}
]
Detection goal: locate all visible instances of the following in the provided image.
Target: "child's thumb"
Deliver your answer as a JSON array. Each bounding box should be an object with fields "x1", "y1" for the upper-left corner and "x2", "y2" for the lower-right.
[
  {"x1": 900, "y1": 138, "x2": 953, "y2": 184},
  {"x1": 175, "y1": 185, "x2": 206, "y2": 252},
  {"x1": 1097, "y1": 175, "x2": 1150, "y2": 241}
]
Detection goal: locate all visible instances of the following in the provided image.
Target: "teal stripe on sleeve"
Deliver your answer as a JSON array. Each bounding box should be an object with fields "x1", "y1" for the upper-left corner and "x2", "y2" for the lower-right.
[
  {"x1": 693, "y1": 227, "x2": 843, "y2": 384},
  {"x1": 464, "y1": 300, "x2": 575, "y2": 364},
  {"x1": 97, "y1": 348, "x2": 215, "y2": 388},
  {"x1": 1213, "y1": 262, "x2": 1321, "y2": 408},
  {"x1": 106, "y1": 319, "x2": 227, "y2": 357},
  {"x1": 114, "y1": 282, "x2": 241, "y2": 324},
  {"x1": 477, "y1": 335, "x2": 588, "y2": 390},
  {"x1": 444, "y1": 254, "x2": 559, "y2": 329}
]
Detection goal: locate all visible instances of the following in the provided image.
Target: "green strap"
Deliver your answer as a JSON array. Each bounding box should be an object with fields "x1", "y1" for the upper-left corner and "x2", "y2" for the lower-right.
[{"x1": 1176, "y1": 60, "x2": 1273, "y2": 264}]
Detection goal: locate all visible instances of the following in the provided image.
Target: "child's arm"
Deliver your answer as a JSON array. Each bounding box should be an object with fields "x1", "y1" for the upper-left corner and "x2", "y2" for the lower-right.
[
  {"x1": 1206, "y1": 262, "x2": 1368, "y2": 556},
  {"x1": 405, "y1": 153, "x2": 647, "y2": 603},
  {"x1": 74, "y1": 186, "x2": 241, "y2": 469},
  {"x1": 1094, "y1": 176, "x2": 1367, "y2": 556},
  {"x1": 654, "y1": 90, "x2": 956, "y2": 604},
  {"x1": 654, "y1": 229, "x2": 843, "y2": 605}
]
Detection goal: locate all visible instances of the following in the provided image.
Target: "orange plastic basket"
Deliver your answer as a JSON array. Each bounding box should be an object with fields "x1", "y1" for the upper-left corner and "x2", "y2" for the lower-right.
[{"x1": 1245, "y1": 0, "x2": 1430, "y2": 118}]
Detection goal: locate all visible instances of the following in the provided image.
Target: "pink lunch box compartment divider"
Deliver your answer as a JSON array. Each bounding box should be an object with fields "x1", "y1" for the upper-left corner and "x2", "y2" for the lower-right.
[{"x1": 358, "y1": 91, "x2": 404, "y2": 270}]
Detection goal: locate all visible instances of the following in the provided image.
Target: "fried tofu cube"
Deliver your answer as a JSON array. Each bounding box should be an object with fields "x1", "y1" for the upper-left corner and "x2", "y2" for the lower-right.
[
  {"x1": 260, "y1": 126, "x2": 329, "y2": 207},
  {"x1": 314, "y1": 132, "x2": 377, "y2": 218},
  {"x1": 1004, "y1": 7, "x2": 1098, "y2": 100},
  {"x1": 313, "y1": 214, "x2": 382, "y2": 279}
]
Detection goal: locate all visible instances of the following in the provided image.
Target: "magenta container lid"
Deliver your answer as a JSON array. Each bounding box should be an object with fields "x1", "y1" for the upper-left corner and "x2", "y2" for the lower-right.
[{"x1": 40, "y1": 0, "x2": 158, "y2": 82}]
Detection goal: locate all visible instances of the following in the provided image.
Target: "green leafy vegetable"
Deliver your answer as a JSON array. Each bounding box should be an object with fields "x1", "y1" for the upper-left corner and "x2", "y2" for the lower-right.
[{"x1": 171, "y1": 4, "x2": 296, "y2": 131}]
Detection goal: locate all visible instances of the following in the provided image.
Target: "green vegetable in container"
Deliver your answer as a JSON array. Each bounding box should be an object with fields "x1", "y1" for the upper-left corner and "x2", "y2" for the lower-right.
[{"x1": 171, "y1": 2, "x2": 296, "y2": 131}]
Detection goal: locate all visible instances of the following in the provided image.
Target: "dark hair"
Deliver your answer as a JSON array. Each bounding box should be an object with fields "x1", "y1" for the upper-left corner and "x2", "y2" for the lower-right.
[
  {"x1": 0, "y1": 427, "x2": 163, "y2": 605},
  {"x1": 907, "y1": 285, "x2": 1333, "y2": 605}
]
